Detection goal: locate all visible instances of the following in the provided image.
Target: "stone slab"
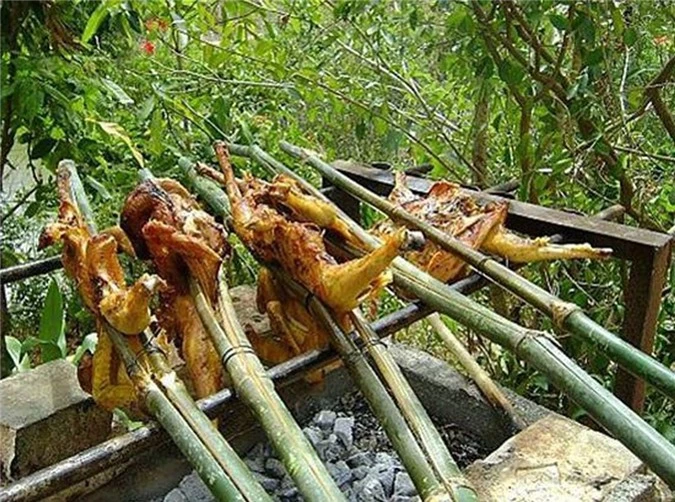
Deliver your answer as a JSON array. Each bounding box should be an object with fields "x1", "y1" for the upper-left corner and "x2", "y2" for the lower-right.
[
  {"x1": 465, "y1": 414, "x2": 656, "y2": 501},
  {"x1": 0, "y1": 359, "x2": 111, "y2": 482}
]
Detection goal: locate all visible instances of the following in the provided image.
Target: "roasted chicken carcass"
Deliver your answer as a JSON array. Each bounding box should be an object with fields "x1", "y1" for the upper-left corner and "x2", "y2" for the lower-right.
[
  {"x1": 213, "y1": 142, "x2": 410, "y2": 314},
  {"x1": 121, "y1": 178, "x2": 228, "y2": 399},
  {"x1": 372, "y1": 173, "x2": 612, "y2": 284},
  {"x1": 39, "y1": 166, "x2": 163, "y2": 412}
]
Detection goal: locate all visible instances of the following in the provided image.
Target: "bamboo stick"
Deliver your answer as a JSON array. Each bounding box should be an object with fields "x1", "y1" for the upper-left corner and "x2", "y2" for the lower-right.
[
  {"x1": 221, "y1": 145, "x2": 675, "y2": 488},
  {"x1": 273, "y1": 270, "x2": 453, "y2": 502},
  {"x1": 426, "y1": 313, "x2": 526, "y2": 432},
  {"x1": 63, "y1": 161, "x2": 269, "y2": 501},
  {"x1": 350, "y1": 310, "x2": 478, "y2": 501},
  {"x1": 278, "y1": 141, "x2": 675, "y2": 404},
  {"x1": 141, "y1": 164, "x2": 342, "y2": 500},
  {"x1": 137, "y1": 332, "x2": 272, "y2": 502},
  {"x1": 189, "y1": 271, "x2": 346, "y2": 502}
]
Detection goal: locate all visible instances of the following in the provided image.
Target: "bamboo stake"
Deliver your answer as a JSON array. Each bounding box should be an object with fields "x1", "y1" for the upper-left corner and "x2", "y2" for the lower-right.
[
  {"x1": 141, "y1": 165, "x2": 342, "y2": 500},
  {"x1": 64, "y1": 161, "x2": 269, "y2": 502},
  {"x1": 273, "y1": 270, "x2": 453, "y2": 502},
  {"x1": 278, "y1": 141, "x2": 675, "y2": 404},
  {"x1": 105, "y1": 325, "x2": 246, "y2": 501},
  {"x1": 350, "y1": 311, "x2": 478, "y2": 501},
  {"x1": 137, "y1": 332, "x2": 272, "y2": 502},
  {"x1": 189, "y1": 271, "x2": 346, "y2": 502},
  {"x1": 426, "y1": 313, "x2": 526, "y2": 431},
  {"x1": 221, "y1": 145, "x2": 675, "y2": 488}
]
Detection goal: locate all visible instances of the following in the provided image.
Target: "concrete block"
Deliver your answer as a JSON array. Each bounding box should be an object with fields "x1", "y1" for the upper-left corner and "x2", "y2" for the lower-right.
[
  {"x1": 0, "y1": 359, "x2": 111, "y2": 482},
  {"x1": 465, "y1": 414, "x2": 664, "y2": 501}
]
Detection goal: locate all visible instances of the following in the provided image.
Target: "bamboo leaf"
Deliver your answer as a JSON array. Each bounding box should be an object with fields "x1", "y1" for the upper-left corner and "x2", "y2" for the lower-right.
[
  {"x1": 82, "y1": 2, "x2": 112, "y2": 44},
  {"x1": 39, "y1": 278, "x2": 66, "y2": 362},
  {"x1": 102, "y1": 78, "x2": 134, "y2": 105},
  {"x1": 93, "y1": 120, "x2": 145, "y2": 167},
  {"x1": 71, "y1": 333, "x2": 98, "y2": 366}
]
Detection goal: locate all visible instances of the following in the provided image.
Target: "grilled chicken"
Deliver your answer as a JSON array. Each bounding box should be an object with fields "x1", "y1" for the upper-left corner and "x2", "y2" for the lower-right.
[
  {"x1": 213, "y1": 142, "x2": 408, "y2": 314},
  {"x1": 39, "y1": 166, "x2": 162, "y2": 412},
  {"x1": 246, "y1": 267, "x2": 331, "y2": 365},
  {"x1": 121, "y1": 178, "x2": 228, "y2": 399},
  {"x1": 373, "y1": 173, "x2": 612, "y2": 283}
]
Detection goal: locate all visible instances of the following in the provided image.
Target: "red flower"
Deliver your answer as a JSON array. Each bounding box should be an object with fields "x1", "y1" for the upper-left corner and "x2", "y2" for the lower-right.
[{"x1": 140, "y1": 39, "x2": 155, "y2": 55}]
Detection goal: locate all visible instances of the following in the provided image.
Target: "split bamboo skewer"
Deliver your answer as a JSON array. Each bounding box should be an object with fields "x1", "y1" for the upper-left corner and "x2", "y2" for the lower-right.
[
  {"x1": 426, "y1": 313, "x2": 526, "y2": 431},
  {"x1": 62, "y1": 161, "x2": 269, "y2": 501},
  {"x1": 272, "y1": 269, "x2": 455, "y2": 502},
  {"x1": 136, "y1": 166, "x2": 344, "y2": 501},
  {"x1": 189, "y1": 269, "x2": 346, "y2": 502},
  {"x1": 218, "y1": 143, "x2": 675, "y2": 487},
  {"x1": 350, "y1": 311, "x2": 478, "y2": 501},
  {"x1": 278, "y1": 141, "x2": 675, "y2": 404},
  {"x1": 205, "y1": 145, "x2": 476, "y2": 501}
]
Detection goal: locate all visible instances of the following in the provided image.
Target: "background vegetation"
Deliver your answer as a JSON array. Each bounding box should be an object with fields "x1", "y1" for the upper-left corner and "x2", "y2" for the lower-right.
[{"x1": 1, "y1": 0, "x2": 673, "y2": 437}]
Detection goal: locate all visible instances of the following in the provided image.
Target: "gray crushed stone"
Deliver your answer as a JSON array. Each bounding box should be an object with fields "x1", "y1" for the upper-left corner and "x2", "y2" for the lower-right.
[{"x1": 163, "y1": 391, "x2": 486, "y2": 501}]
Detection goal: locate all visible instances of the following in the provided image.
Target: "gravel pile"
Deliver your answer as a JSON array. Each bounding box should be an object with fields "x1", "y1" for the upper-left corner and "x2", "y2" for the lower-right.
[{"x1": 163, "y1": 391, "x2": 487, "y2": 501}]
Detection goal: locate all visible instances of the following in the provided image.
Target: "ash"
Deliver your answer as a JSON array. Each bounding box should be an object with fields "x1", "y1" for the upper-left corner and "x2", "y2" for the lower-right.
[{"x1": 163, "y1": 391, "x2": 486, "y2": 501}]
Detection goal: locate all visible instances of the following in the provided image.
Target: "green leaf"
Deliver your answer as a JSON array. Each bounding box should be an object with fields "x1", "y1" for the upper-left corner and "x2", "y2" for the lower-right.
[
  {"x1": 149, "y1": 107, "x2": 164, "y2": 156},
  {"x1": 86, "y1": 175, "x2": 112, "y2": 200},
  {"x1": 93, "y1": 120, "x2": 144, "y2": 167},
  {"x1": 39, "y1": 278, "x2": 66, "y2": 362},
  {"x1": 498, "y1": 59, "x2": 524, "y2": 86},
  {"x1": 549, "y1": 14, "x2": 568, "y2": 31},
  {"x1": 137, "y1": 96, "x2": 155, "y2": 122},
  {"x1": 30, "y1": 138, "x2": 57, "y2": 159},
  {"x1": 102, "y1": 78, "x2": 134, "y2": 105},
  {"x1": 71, "y1": 333, "x2": 98, "y2": 366},
  {"x1": 623, "y1": 27, "x2": 638, "y2": 47},
  {"x1": 5, "y1": 336, "x2": 23, "y2": 369},
  {"x1": 82, "y1": 2, "x2": 111, "y2": 44}
]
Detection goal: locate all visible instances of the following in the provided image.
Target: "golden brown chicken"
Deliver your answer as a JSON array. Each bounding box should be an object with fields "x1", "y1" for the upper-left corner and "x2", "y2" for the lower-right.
[
  {"x1": 39, "y1": 166, "x2": 163, "y2": 412},
  {"x1": 372, "y1": 172, "x2": 612, "y2": 284},
  {"x1": 121, "y1": 178, "x2": 228, "y2": 399},
  {"x1": 213, "y1": 142, "x2": 409, "y2": 314},
  {"x1": 246, "y1": 267, "x2": 331, "y2": 365}
]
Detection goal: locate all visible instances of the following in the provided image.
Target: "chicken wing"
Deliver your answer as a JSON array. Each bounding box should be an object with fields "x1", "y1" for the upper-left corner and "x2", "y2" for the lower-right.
[
  {"x1": 372, "y1": 172, "x2": 612, "y2": 284},
  {"x1": 39, "y1": 166, "x2": 162, "y2": 411},
  {"x1": 121, "y1": 178, "x2": 228, "y2": 399}
]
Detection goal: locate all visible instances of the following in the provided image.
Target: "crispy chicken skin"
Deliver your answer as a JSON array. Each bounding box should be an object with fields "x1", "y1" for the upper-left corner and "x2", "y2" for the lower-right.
[
  {"x1": 121, "y1": 178, "x2": 227, "y2": 399},
  {"x1": 39, "y1": 166, "x2": 162, "y2": 412},
  {"x1": 213, "y1": 142, "x2": 407, "y2": 314},
  {"x1": 373, "y1": 173, "x2": 612, "y2": 283},
  {"x1": 247, "y1": 267, "x2": 331, "y2": 365}
]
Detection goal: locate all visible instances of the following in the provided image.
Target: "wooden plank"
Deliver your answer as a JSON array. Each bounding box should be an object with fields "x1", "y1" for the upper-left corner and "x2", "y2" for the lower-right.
[
  {"x1": 615, "y1": 241, "x2": 673, "y2": 411},
  {"x1": 331, "y1": 160, "x2": 671, "y2": 261}
]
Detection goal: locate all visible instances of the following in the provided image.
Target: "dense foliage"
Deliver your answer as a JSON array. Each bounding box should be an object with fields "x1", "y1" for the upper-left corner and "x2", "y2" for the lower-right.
[{"x1": 1, "y1": 0, "x2": 673, "y2": 435}]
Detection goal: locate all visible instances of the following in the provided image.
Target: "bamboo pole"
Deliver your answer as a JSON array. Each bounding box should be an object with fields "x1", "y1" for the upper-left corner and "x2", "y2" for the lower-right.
[
  {"x1": 137, "y1": 332, "x2": 272, "y2": 502},
  {"x1": 426, "y1": 313, "x2": 526, "y2": 431},
  {"x1": 350, "y1": 311, "x2": 478, "y2": 501},
  {"x1": 62, "y1": 161, "x2": 269, "y2": 501},
  {"x1": 105, "y1": 325, "x2": 246, "y2": 501},
  {"x1": 272, "y1": 270, "x2": 453, "y2": 502},
  {"x1": 220, "y1": 145, "x2": 675, "y2": 488},
  {"x1": 189, "y1": 271, "x2": 346, "y2": 502},
  {"x1": 278, "y1": 141, "x2": 675, "y2": 404}
]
